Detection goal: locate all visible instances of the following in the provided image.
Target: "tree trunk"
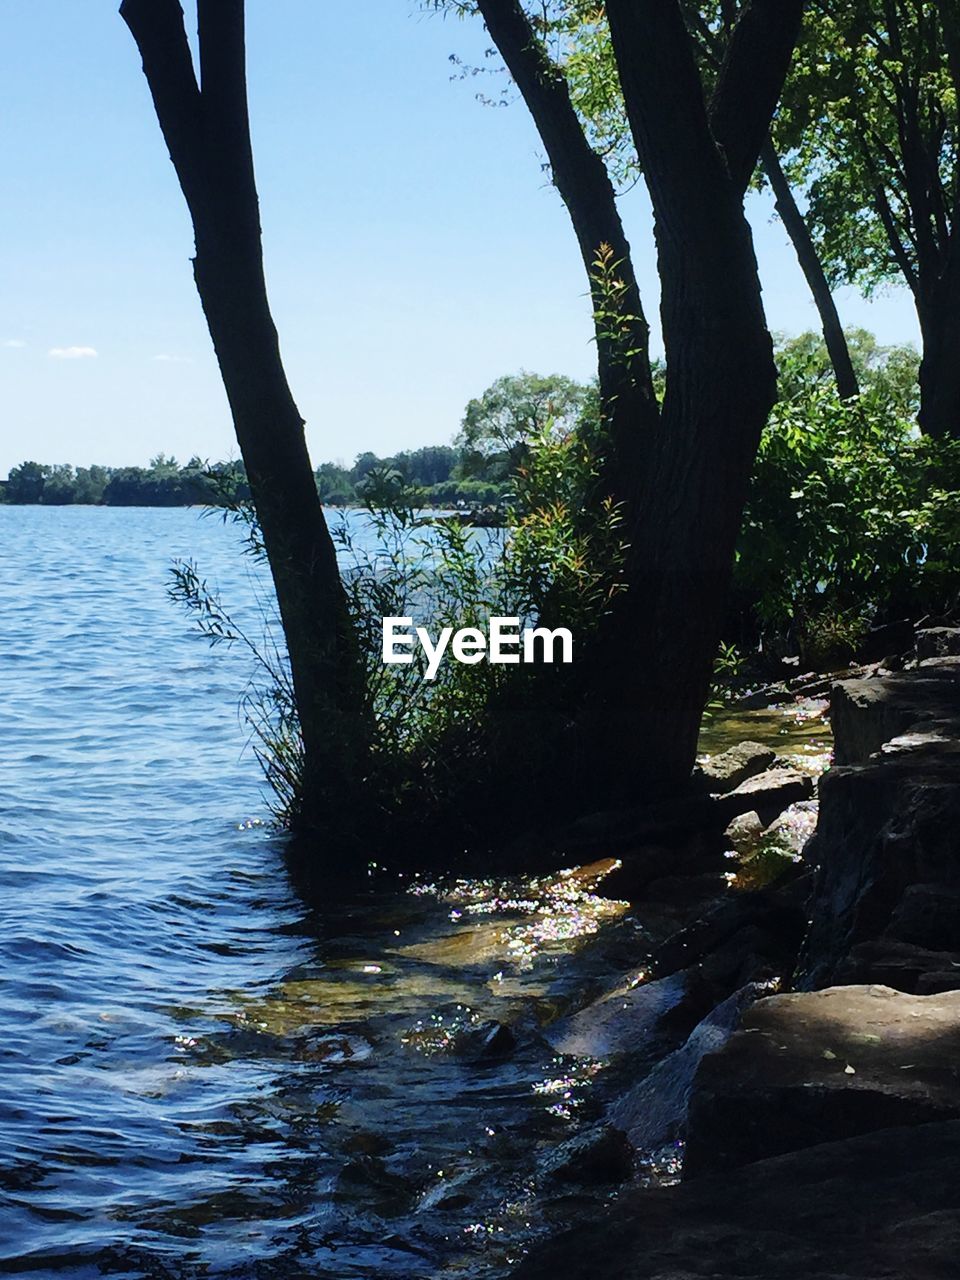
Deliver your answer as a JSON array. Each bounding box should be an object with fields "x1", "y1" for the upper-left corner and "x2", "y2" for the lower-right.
[
  {"x1": 572, "y1": 0, "x2": 805, "y2": 805},
  {"x1": 120, "y1": 0, "x2": 367, "y2": 825},
  {"x1": 475, "y1": 0, "x2": 660, "y2": 496},
  {"x1": 918, "y1": 253, "x2": 960, "y2": 438},
  {"x1": 759, "y1": 138, "x2": 860, "y2": 400}
]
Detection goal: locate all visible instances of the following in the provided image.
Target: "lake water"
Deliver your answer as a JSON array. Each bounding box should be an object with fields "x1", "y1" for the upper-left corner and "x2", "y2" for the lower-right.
[
  {"x1": 0, "y1": 506, "x2": 833, "y2": 1279},
  {"x1": 0, "y1": 506, "x2": 648, "y2": 1279}
]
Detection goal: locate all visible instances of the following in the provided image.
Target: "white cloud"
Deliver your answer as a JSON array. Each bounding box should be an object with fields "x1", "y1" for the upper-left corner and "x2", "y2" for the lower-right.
[
  {"x1": 3, "y1": 339, "x2": 26, "y2": 349},
  {"x1": 153, "y1": 352, "x2": 192, "y2": 363},
  {"x1": 48, "y1": 346, "x2": 98, "y2": 359}
]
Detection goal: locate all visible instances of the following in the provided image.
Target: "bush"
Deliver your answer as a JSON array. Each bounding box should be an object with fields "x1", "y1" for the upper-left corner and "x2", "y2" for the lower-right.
[{"x1": 733, "y1": 382, "x2": 960, "y2": 660}]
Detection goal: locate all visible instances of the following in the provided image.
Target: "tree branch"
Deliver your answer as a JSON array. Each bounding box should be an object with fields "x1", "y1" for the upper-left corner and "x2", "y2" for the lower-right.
[
  {"x1": 119, "y1": 0, "x2": 206, "y2": 218},
  {"x1": 475, "y1": 0, "x2": 655, "y2": 412},
  {"x1": 709, "y1": 0, "x2": 807, "y2": 193}
]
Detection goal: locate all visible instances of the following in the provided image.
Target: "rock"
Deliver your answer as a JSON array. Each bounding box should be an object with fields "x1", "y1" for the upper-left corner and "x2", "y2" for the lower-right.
[
  {"x1": 653, "y1": 889, "x2": 805, "y2": 978},
  {"x1": 887, "y1": 882, "x2": 960, "y2": 951},
  {"x1": 830, "y1": 662, "x2": 960, "y2": 765},
  {"x1": 857, "y1": 618, "x2": 915, "y2": 663},
  {"x1": 763, "y1": 798, "x2": 819, "y2": 856},
  {"x1": 716, "y1": 769, "x2": 814, "y2": 826},
  {"x1": 917, "y1": 626, "x2": 960, "y2": 661},
  {"x1": 683, "y1": 985, "x2": 960, "y2": 1178},
  {"x1": 609, "y1": 983, "x2": 765, "y2": 1155},
  {"x1": 463, "y1": 1020, "x2": 516, "y2": 1062},
  {"x1": 835, "y1": 937, "x2": 960, "y2": 994},
  {"x1": 798, "y1": 748, "x2": 960, "y2": 988},
  {"x1": 540, "y1": 1124, "x2": 634, "y2": 1185},
  {"x1": 595, "y1": 845, "x2": 692, "y2": 900},
  {"x1": 696, "y1": 741, "x2": 777, "y2": 792},
  {"x1": 545, "y1": 969, "x2": 691, "y2": 1058},
  {"x1": 723, "y1": 810, "x2": 764, "y2": 851},
  {"x1": 510, "y1": 1120, "x2": 960, "y2": 1279}
]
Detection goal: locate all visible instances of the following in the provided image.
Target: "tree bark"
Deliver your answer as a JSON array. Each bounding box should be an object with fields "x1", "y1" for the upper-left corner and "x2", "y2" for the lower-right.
[
  {"x1": 475, "y1": 0, "x2": 659, "y2": 495},
  {"x1": 759, "y1": 138, "x2": 859, "y2": 400},
  {"x1": 120, "y1": 0, "x2": 367, "y2": 825},
  {"x1": 571, "y1": 0, "x2": 805, "y2": 804},
  {"x1": 918, "y1": 244, "x2": 960, "y2": 438}
]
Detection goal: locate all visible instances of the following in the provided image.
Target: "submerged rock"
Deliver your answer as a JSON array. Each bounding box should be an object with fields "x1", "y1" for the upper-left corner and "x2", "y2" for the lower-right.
[
  {"x1": 510, "y1": 1120, "x2": 960, "y2": 1279},
  {"x1": 684, "y1": 984, "x2": 960, "y2": 1177}
]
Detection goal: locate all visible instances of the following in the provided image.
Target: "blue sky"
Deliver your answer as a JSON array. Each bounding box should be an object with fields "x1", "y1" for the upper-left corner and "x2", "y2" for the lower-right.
[{"x1": 1, "y1": 0, "x2": 919, "y2": 476}]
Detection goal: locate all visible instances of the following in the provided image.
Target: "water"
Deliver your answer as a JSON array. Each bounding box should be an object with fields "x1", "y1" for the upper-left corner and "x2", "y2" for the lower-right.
[
  {"x1": 0, "y1": 507, "x2": 645, "y2": 1279},
  {"x1": 0, "y1": 507, "x2": 833, "y2": 1279}
]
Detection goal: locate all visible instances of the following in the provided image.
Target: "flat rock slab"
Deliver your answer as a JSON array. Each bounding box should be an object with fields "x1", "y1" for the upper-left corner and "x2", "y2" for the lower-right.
[
  {"x1": 830, "y1": 660, "x2": 960, "y2": 766},
  {"x1": 684, "y1": 984, "x2": 960, "y2": 1177},
  {"x1": 511, "y1": 1120, "x2": 960, "y2": 1279}
]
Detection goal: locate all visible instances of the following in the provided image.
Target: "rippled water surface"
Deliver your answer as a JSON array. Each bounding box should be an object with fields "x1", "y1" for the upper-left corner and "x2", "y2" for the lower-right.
[
  {"x1": 0, "y1": 507, "x2": 834, "y2": 1280},
  {"x1": 0, "y1": 507, "x2": 648, "y2": 1279}
]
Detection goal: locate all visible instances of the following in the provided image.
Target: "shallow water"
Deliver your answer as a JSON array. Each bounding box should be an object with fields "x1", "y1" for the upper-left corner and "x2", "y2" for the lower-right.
[
  {"x1": 0, "y1": 507, "x2": 651, "y2": 1279},
  {"x1": 0, "y1": 507, "x2": 832, "y2": 1279}
]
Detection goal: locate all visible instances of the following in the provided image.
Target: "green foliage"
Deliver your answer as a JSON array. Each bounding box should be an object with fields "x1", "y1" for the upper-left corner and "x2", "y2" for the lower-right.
[
  {"x1": 456, "y1": 370, "x2": 590, "y2": 466},
  {"x1": 773, "y1": 1, "x2": 958, "y2": 297},
  {"x1": 775, "y1": 328, "x2": 920, "y2": 416},
  {"x1": 735, "y1": 376, "x2": 960, "y2": 659},
  {"x1": 331, "y1": 423, "x2": 625, "y2": 819},
  {"x1": 1, "y1": 456, "x2": 245, "y2": 507},
  {"x1": 168, "y1": 556, "x2": 303, "y2": 819}
]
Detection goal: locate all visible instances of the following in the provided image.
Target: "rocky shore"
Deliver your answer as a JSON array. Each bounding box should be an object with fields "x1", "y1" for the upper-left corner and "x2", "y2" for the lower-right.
[{"x1": 512, "y1": 629, "x2": 960, "y2": 1279}]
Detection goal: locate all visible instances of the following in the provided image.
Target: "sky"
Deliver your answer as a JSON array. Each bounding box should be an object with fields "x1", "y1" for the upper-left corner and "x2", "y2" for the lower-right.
[{"x1": 0, "y1": 0, "x2": 921, "y2": 477}]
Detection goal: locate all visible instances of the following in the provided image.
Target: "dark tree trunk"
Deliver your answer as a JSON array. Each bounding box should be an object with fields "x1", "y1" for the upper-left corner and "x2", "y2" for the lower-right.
[
  {"x1": 759, "y1": 138, "x2": 860, "y2": 400},
  {"x1": 120, "y1": 0, "x2": 368, "y2": 825},
  {"x1": 475, "y1": 0, "x2": 660, "y2": 494},
  {"x1": 918, "y1": 248, "x2": 960, "y2": 438},
  {"x1": 572, "y1": 0, "x2": 805, "y2": 804}
]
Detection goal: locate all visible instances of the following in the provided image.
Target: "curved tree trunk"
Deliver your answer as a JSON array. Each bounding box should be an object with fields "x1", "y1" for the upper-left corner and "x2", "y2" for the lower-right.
[
  {"x1": 475, "y1": 0, "x2": 660, "y2": 498},
  {"x1": 121, "y1": 0, "x2": 368, "y2": 826}
]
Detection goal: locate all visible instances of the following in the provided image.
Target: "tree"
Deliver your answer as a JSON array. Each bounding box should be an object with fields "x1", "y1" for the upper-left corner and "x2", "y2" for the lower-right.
[
  {"x1": 120, "y1": 0, "x2": 368, "y2": 825},
  {"x1": 452, "y1": 0, "x2": 805, "y2": 805},
  {"x1": 775, "y1": 0, "x2": 960, "y2": 436},
  {"x1": 456, "y1": 371, "x2": 590, "y2": 470},
  {"x1": 676, "y1": 3, "x2": 861, "y2": 399},
  {"x1": 5, "y1": 461, "x2": 49, "y2": 503}
]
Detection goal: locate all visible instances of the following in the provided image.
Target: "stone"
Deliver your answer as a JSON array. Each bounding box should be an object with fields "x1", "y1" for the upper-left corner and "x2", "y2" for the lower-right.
[
  {"x1": 857, "y1": 617, "x2": 915, "y2": 663},
  {"x1": 510, "y1": 1121, "x2": 960, "y2": 1279},
  {"x1": 887, "y1": 882, "x2": 960, "y2": 952},
  {"x1": 829, "y1": 661, "x2": 960, "y2": 765},
  {"x1": 683, "y1": 985, "x2": 960, "y2": 1177},
  {"x1": 917, "y1": 626, "x2": 960, "y2": 661},
  {"x1": 609, "y1": 983, "x2": 765, "y2": 1155},
  {"x1": 545, "y1": 969, "x2": 691, "y2": 1058},
  {"x1": 723, "y1": 810, "x2": 764, "y2": 851},
  {"x1": 653, "y1": 889, "x2": 805, "y2": 978},
  {"x1": 798, "y1": 749, "x2": 960, "y2": 987},
  {"x1": 716, "y1": 769, "x2": 814, "y2": 826},
  {"x1": 835, "y1": 937, "x2": 960, "y2": 994},
  {"x1": 696, "y1": 741, "x2": 777, "y2": 792},
  {"x1": 540, "y1": 1124, "x2": 634, "y2": 1185}
]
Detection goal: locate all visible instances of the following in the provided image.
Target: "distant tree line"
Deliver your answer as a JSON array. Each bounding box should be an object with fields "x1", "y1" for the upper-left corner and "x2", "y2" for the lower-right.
[
  {"x1": 0, "y1": 447, "x2": 512, "y2": 508},
  {"x1": 0, "y1": 455, "x2": 248, "y2": 506},
  {"x1": 2, "y1": 371, "x2": 577, "y2": 509}
]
